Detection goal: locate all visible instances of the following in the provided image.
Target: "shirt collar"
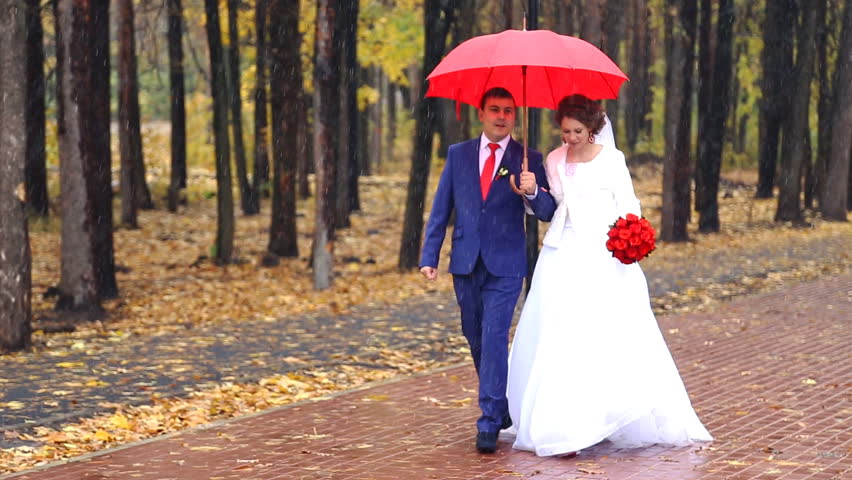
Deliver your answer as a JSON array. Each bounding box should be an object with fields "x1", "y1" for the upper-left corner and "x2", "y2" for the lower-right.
[{"x1": 480, "y1": 133, "x2": 511, "y2": 152}]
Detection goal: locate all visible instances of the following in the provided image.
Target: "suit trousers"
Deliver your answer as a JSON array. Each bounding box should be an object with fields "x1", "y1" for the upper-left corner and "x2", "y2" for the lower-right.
[{"x1": 453, "y1": 256, "x2": 523, "y2": 434}]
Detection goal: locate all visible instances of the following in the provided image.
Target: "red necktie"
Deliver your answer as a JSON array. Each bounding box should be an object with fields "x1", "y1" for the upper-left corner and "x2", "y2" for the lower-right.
[{"x1": 481, "y1": 143, "x2": 499, "y2": 200}]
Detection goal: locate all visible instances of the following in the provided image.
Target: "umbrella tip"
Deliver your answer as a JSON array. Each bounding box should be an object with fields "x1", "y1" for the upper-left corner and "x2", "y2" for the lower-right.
[{"x1": 522, "y1": 12, "x2": 527, "y2": 31}]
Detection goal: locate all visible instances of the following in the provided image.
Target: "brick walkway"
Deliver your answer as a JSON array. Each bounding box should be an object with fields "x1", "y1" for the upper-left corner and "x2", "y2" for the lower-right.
[{"x1": 4, "y1": 275, "x2": 850, "y2": 480}]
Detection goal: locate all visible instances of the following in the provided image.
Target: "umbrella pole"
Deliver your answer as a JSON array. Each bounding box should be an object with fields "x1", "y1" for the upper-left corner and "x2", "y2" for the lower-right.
[
  {"x1": 510, "y1": 66, "x2": 529, "y2": 196},
  {"x1": 522, "y1": 65, "x2": 528, "y2": 172}
]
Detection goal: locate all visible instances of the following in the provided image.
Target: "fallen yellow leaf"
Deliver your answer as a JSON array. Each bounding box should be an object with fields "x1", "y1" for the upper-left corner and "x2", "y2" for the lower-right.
[{"x1": 56, "y1": 362, "x2": 85, "y2": 369}]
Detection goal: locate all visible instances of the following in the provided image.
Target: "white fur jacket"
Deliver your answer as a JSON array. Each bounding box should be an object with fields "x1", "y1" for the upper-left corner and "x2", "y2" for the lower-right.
[{"x1": 541, "y1": 143, "x2": 642, "y2": 248}]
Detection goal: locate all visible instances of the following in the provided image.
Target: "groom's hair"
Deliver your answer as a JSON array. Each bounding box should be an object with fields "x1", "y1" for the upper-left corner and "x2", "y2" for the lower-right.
[{"x1": 479, "y1": 87, "x2": 515, "y2": 110}]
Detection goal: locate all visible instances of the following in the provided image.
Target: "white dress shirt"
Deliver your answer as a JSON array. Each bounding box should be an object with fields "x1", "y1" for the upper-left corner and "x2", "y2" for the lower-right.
[
  {"x1": 478, "y1": 133, "x2": 537, "y2": 199},
  {"x1": 478, "y1": 133, "x2": 510, "y2": 176}
]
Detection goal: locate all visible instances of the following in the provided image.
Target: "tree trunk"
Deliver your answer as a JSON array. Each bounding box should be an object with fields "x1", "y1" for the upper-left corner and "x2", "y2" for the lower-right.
[
  {"x1": 118, "y1": 0, "x2": 143, "y2": 229},
  {"x1": 437, "y1": 99, "x2": 465, "y2": 158},
  {"x1": 732, "y1": 40, "x2": 748, "y2": 154},
  {"x1": 0, "y1": 0, "x2": 32, "y2": 352},
  {"x1": 345, "y1": 0, "x2": 360, "y2": 214},
  {"x1": 227, "y1": 0, "x2": 257, "y2": 215},
  {"x1": 91, "y1": 0, "x2": 118, "y2": 299},
  {"x1": 848, "y1": 142, "x2": 852, "y2": 210},
  {"x1": 25, "y1": 0, "x2": 47, "y2": 217},
  {"x1": 436, "y1": 3, "x2": 470, "y2": 154},
  {"x1": 452, "y1": 0, "x2": 475, "y2": 141},
  {"x1": 564, "y1": 0, "x2": 581, "y2": 35},
  {"x1": 268, "y1": 0, "x2": 300, "y2": 258},
  {"x1": 821, "y1": 0, "x2": 852, "y2": 220},
  {"x1": 803, "y1": 132, "x2": 814, "y2": 209},
  {"x1": 313, "y1": 0, "x2": 340, "y2": 289},
  {"x1": 694, "y1": 0, "x2": 714, "y2": 212},
  {"x1": 110, "y1": 0, "x2": 151, "y2": 215},
  {"x1": 167, "y1": 0, "x2": 187, "y2": 213},
  {"x1": 335, "y1": 0, "x2": 355, "y2": 228},
  {"x1": 502, "y1": 0, "x2": 511, "y2": 30},
  {"x1": 369, "y1": 67, "x2": 383, "y2": 173},
  {"x1": 582, "y1": 0, "x2": 604, "y2": 48},
  {"x1": 357, "y1": 68, "x2": 371, "y2": 178},
  {"x1": 297, "y1": 93, "x2": 311, "y2": 198},
  {"x1": 814, "y1": 0, "x2": 831, "y2": 209},
  {"x1": 54, "y1": 0, "x2": 105, "y2": 312},
  {"x1": 661, "y1": 0, "x2": 696, "y2": 243},
  {"x1": 776, "y1": 5, "x2": 817, "y2": 223},
  {"x1": 204, "y1": 0, "x2": 235, "y2": 263},
  {"x1": 626, "y1": 0, "x2": 650, "y2": 151},
  {"x1": 757, "y1": 0, "x2": 796, "y2": 198},
  {"x1": 696, "y1": 0, "x2": 733, "y2": 233},
  {"x1": 435, "y1": 99, "x2": 451, "y2": 159},
  {"x1": 386, "y1": 82, "x2": 397, "y2": 165},
  {"x1": 398, "y1": 0, "x2": 454, "y2": 270},
  {"x1": 253, "y1": 0, "x2": 270, "y2": 201},
  {"x1": 603, "y1": 0, "x2": 626, "y2": 136}
]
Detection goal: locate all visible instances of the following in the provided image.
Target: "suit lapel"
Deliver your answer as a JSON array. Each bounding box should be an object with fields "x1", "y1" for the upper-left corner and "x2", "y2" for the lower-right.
[
  {"x1": 462, "y1": 138, "x2": 484, "y2": 207},
  {"x1": 500, "y1": 139, "x2": 521, "y2": 174}
]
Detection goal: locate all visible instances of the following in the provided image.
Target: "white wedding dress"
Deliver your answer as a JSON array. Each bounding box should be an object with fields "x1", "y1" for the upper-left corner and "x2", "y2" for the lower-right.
[{"x1": 506, "y1": 126, "x2": 712, "y2": 457}]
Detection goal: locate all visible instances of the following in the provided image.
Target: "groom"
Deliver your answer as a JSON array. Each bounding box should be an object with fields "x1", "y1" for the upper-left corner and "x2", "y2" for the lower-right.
[{"x1": 419, "y1": 87, "x2": 556, "y2": 453}]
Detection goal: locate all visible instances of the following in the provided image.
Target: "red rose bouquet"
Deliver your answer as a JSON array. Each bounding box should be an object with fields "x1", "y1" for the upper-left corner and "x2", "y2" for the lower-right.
[{"x1": 605, "y1": 213, "x2": 657, "y2": 264}]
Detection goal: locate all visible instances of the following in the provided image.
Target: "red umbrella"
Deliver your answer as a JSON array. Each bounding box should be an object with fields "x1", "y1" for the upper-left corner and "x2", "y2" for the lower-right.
[
  {"x1": 426, "y1": 29, "x2": 628, "y2": 109},
  {"x1": 425, "y1": 29, "x2": 628, "y2": 194}
]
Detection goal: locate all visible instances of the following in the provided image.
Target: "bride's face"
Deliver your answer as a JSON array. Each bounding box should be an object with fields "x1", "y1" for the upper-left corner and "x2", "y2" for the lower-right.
[{"x1": 560, "y1": 117, "x2": 590, "y2": 148}]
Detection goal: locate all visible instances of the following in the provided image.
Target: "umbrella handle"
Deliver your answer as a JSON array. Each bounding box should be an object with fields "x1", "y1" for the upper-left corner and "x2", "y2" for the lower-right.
[{"x1": 509, "y1": 173, "x2": 525, "y2": 196}]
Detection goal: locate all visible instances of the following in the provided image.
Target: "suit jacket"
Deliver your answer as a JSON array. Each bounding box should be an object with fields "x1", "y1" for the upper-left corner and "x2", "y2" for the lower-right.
[
  {"x1": 542, "y1": 143, "x2": 641, "y2": 248},
  {"x1": 419, "y1": 137, "x2": 557, "y2": 277}
]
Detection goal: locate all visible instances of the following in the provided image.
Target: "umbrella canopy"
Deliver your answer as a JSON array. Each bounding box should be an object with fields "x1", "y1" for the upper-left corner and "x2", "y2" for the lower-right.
[{"x1": 426, "y1": 29, "x2": 628, "y2": 109}]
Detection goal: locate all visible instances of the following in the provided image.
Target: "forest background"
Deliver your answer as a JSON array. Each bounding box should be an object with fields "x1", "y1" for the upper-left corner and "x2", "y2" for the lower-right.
[{"x1": 0, "y1": 0, "x2": 850, "y2": 472}]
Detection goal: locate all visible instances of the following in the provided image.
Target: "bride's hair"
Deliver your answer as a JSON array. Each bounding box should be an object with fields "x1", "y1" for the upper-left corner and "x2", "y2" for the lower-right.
[{"x1": 554, "y1": 95, "x2": 606, "y2": 134}]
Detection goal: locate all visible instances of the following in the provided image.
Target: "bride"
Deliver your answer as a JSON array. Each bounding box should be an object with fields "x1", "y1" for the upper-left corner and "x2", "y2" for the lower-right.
[{"x1": 505, "y1": 95, "x2": 712, "y2": 457}]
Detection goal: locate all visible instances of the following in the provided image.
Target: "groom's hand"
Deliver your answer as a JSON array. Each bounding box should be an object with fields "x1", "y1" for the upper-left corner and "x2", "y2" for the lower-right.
[
  {"x1": 519, "y1": 171, "x2": 537, "y2": 195},
  {"x1": 420, "y1": 266, "x2": 437, "y2": 281}
]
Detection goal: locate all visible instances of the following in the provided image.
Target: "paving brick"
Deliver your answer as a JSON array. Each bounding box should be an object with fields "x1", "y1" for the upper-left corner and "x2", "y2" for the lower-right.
[{"x1": 3, "y1": 274, "x2": 850, "y2": 480}]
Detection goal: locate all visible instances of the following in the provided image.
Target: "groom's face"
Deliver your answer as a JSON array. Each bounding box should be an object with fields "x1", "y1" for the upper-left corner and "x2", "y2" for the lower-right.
[{"x1": 478, "y1": 97, "x2": 516, "y2": 143}]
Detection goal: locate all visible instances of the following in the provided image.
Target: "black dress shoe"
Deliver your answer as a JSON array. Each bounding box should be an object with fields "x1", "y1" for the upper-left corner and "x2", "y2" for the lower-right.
[
  {"x1": 476, "y1": 431, "x2": 498, "y2": 453},
  {"x1": 501, "y1": 413, "x2": 512, "y2": 430}
]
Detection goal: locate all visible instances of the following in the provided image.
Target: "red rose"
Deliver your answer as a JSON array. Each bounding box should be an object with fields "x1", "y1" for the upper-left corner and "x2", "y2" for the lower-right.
[
  {"x1": 625, "y1": 213, "x2": 639, "y2": 223},
  {"x1": 616, "y1": 218, "x2": 628, "y2": 228},
  {"x1": 618, "y1": 228, "x2": 631, "y2": 240},
  {"x1": 614, "y1": 239, "x2": 628, "y2": 250},
  {"x1": 639, "y1": 244, "x2": 652, "y2": 256},
  {"x1": 629, "y1": 236, "x2": 642, "y2": 246},
  {"x1": 606, "y1": 239, "x2": 616, "y2": 251},
  {"x1": 608, "y1": 227, "x2": 620, "y2": 239},
  {"x1": 626, "y1": 247, "x2": 639, "y2": 259},
  {"x1": 629, "y1": 223, "x2": 642, "y2": 234},
  {"x1": 640, "y1": 231, "x2": 653, "y2": 242},
  {"x1": 639, "y1": 218, "x2": 650, "y2": 228}
]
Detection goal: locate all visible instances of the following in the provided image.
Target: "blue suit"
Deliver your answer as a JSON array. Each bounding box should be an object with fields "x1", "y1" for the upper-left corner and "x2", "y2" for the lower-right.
[{"x1": 420, "y1": 137, "x2": 556, "y2": 434}]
